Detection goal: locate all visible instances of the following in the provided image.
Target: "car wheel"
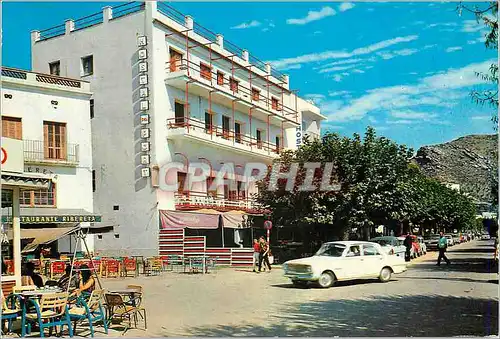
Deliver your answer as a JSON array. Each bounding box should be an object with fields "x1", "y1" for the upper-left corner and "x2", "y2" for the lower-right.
[
  {"x1": 379, "y1": 267, "x2": 392, "y2": 282},
  {"x1": 292, "y1": 280, "x2": 308, "y2": 288},
  {"x1": 317, "y1": 271, "x2": 335, "y2": 288}
]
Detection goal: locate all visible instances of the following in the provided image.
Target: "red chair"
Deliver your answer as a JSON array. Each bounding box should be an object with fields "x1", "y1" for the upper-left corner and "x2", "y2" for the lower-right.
[
  {"x1": 5, "y1": 259, "x2": 14, "y2": 275},
  {"x1": 123, "y1": 258, "x2": 137, "y2": 277},
  {"x1": 160, "y1": 256, "x2": 169, "y2": 271},
  {"x1": 104, "y1": 260, "x2": 120, "y2": 278},
  {"x1": 50, "y1": 260, "x2": 66, "y2": 279}
]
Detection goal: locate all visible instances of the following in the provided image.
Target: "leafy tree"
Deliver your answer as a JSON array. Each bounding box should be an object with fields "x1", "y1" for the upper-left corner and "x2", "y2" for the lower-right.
[{"x1": 458, "y1": 1, "x2": 498, "y2": 125}]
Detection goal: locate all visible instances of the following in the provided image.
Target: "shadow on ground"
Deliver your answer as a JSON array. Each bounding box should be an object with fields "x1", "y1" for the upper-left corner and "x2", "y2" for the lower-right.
[
  {"x1": 272, "y1": 279, "x2": 398, "y2": 289},
  {"x1": 450, "y1": 248, "x2": 495, "y2": 254},
  {"x1": 398, "y1": 275, "x2": 498, "y2": 284},
  {"x1": 416, "y1": 258, "x2": 498, "y2": 274},
  {"x1": 179, "y1": 295, "x2": 498, "y2": 337}
]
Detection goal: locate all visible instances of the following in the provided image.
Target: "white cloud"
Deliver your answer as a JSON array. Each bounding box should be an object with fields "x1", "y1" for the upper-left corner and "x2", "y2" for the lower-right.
[
  {"x1": 280, "y1": 64, "x2": 302, "y2": 71},
  {"x1": 471, "y1": 115, "x2": 492, "y2": 121},
  {"x1": 270, "y1": 35, "x2": 418, "y2": 69},
  {"x1": 387, "y1": 120, "x2": 415, "y2": 125},
  {"x1": 339, "y1": 3, "x2": 355, "y2": 12},
  {"x1": 394, "y1": 48, "x2": 418, "y2": 56},
  {"x1": 446, "y1": 46, "x2": 463, "y2": 53},
  {"x1": 319, "y1": 64, "x2": 358, "y2": 74},
  {"x1": 319, "y1": 58, "x2": 366, "y2": 68},
  {"x1": 231, "y1": 20, "x2": 261, "y2": 29},
  {"x1": 287, "y1": 7, "x2": 336, "y2": 25},
  {"x1": 423, "y1": 44, "x2": 437, "y2": 49},
  {"x1": 467, "y1": 40, "x2": 478, "y2": 45},
  {"x1": 390, "y1": 110, "x2": 438, "y2": 120},
  {"x1": 425, "y1": 22, "x2": 458, "y2": 30},
  {"x1": 323, "y1": 59, "x2": 495, "y2": 122},
  {"x1": 352, "y1": 69, "x2": 365, "y2": 74},
  {"x1": 332, "y1": 75, "x2": 343, "y2": 82},
  {"x1": 304, "y1": 94, "x2": 326, "y2": 104},
  {"x1": 328, "y1": 90, "x2": 351, "y2": 97},
  {"x1": 461, "y1": 19, "x2": 483, "y2": 33}
]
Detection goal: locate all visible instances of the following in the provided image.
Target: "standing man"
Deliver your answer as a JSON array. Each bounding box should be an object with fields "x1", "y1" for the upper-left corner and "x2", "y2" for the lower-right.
[
  {"x1": 437, "y1": 232, "x2": 451, "y2": 266},
  {"x1": 403, "y1": 232, "x2": 412, "y2": 262},
  {"x1": 258, "y1": 236, "x2": 272, "y2": 273},
  {"x1": 252, "y1": 239, "x2": 260, "y2": 273}
]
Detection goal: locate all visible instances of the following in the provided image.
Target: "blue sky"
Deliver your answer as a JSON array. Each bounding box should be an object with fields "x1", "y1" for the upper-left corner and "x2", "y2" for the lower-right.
[{"x1": 2, "y1": 1, "x2": 497, "y2": 150}]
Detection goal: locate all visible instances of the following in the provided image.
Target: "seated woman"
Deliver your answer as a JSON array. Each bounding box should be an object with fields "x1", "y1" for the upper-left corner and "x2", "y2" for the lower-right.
[
  {"x1": 21, "y1": 262, "x2": 44, "y2": 288},
  {"x1": 71, "y1": 264, "x2": 95, "y2": 298}
]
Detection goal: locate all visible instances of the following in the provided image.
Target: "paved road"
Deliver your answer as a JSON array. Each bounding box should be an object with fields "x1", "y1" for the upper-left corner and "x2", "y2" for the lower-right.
[{"x1": 98, "y1": 239, "x2": 498, "y2": 337}]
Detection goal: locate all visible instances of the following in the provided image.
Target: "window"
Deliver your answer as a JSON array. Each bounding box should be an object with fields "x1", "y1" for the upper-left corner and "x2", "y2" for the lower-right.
[
  {"x1": 302, "y1": 120, "x2": 307, "y2": 131},
  {"x1": 237, "y1": 181, "x2": 246, "y2": 199},
  {"x1": 200, "y1": 63, "x2": 212, "y2": 80},
  {"x1": 90, "y1": 99, "x2": 94, "y2": 119},
  {"x1": 229, "y1": 77, "x2": 239, "y2": 93},
  {"x1": 92, "y1": 170, "x2": 96, "y2": 192},
  {"x1": 177, "y1": 172, "x2": 187, "y2": 193},
  {"x1": 346, "y1": 245, "x2": 361, "y2": 257},
  {"x1": 1, "y1": 116, "x2": 22, "y2": 140},
  {"x1": 316, "y1": 243, "x2": 346, "y2": 257},
  {"x1": 205, "y1": 111, "x2": 213, "y2": 133},
  {"x1": 252, "y1": 88, "x2": 260, "y2": 101},
  {"x1": 20, "y1": 185, "x2": 56, "y2": 207},
  {"x1": 81, "y1": 55, "x2": 94, "y2": 76},
  {"x1": 275, "y1": 136, "x2": 281, "y2": 153},
  {"x1": 363, "y1": 245, "x2": 381, "y2": 256},
  {"x1": 272, "y1": 97, "x2": 280, "y2": 111},
  {"x1": 222, "y1": 116, "x2": 230, "y2": 139},
  {"x1": 169, "y1": 48, "x2": 183, "y2": 72},
  {"x1": 217, "y1": 71, "x2": 224, "y2": 86},
  {"x1": 207, "y1": 176, "x2": 217, "y2": 197},
  {"x1": 234, "y1": 122, "x2": 242, "y2": 143},
  {"x1": 174, "y1": 101, "x2": 185, "y2": 126},
  {"x1": 43, "y1": 121, "x2": 66, "y2": 160},
  {"x1": 49, "y1": 61, "x2": 60, "y2": 76},
  {"x1": 256, "y1": 129, "x2": 262, "y2": 149}
]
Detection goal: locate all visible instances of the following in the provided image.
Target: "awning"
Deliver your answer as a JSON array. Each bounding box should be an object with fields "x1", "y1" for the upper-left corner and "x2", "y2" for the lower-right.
[
  {"x1": 222, "y1": 210, "x2": 249, "y2": 229},
  {"x1": 7, "y1": 226, "x2": 80, "y2": 253},
  {"x1": 159, "y1": 210, "x2": 220, "y2": 230},
  {"x1": 1, "y1": 172, "x2": 52, "y2": 189}
]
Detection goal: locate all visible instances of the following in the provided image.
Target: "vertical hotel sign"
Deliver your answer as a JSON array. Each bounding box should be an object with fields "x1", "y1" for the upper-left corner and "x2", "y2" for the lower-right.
[{"x1": 138, "y1": 35, "x2": 151, "y2": 178}]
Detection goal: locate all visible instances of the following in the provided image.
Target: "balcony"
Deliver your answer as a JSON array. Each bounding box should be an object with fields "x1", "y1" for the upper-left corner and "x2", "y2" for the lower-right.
[
  {"x1": 165, "y1": 60, "x2": 299, "y2": 129},
  {"x1": 23, "y1": 139, "x2": 79, "y2": 167},
  {"x1": 174, "y1": 191, "x2": 264, "y2": 214},
  {"x1": 167, "y1": 118, "x2": 282, "y2": 160}
]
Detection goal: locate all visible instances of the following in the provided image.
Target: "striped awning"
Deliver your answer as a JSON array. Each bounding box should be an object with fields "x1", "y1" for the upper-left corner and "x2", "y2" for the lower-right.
[{"x1": 1, "y1": 172, "x2": 51, "y2": 189}]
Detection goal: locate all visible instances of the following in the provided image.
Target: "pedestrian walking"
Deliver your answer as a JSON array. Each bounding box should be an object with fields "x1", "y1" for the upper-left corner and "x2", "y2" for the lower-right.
[
  {"x1": 258, "y1": 236, "x2": 271, "y2": 273},
  {"x1": 403, "y1": 232, "x2": 412, "y2": 262},
  {"x1": 252, "y1": 239, "x2": 260, "y2": 272},
  {"x1": 437, "y1": 232, "x2": 451, "y2": 266}
]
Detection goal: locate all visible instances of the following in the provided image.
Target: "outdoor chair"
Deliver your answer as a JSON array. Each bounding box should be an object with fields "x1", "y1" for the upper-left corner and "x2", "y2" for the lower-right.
[
  {"x1": 50, "y1": 261, "x2": 67, "y2": 279},
  {"x1": 124, "y1": 285, "x2": 143, "y2": 308},
  {"x1": 1, "y1": 290, "x2": 22, "y2": 334},
  {"x1": 123, "y1": 258, "x2": 137, "y2": 277},
  {"x1": 104, "y1": 293, "x2": 147, "y2": 335},
  {"x1": 103, "y1": 259, "x2": 121, "y2": 278},
  {"x1": 206, "y1": 256, "x2": 218, "y2": 274},
  {"x1": 145, "y1": 257, "x2": 162, "y2": 276},
  {"x1": 22, "y1": 292, "x2": 73, "y2": 338},
  {"x1": 69, "y1": 289, "x2": 108, "y2": 337},
  {"x1": 167, "y1": 255, "x2": 184, "y2": 272}
]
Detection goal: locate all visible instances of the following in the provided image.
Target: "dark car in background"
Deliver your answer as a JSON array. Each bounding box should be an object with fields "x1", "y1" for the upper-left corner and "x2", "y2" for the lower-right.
[{"x1": 424, "y1": 234, "x2": 441, "y2": 251}]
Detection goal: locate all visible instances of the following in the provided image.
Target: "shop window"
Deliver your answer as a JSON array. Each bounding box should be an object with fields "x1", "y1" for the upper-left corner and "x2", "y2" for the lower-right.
[{"x1": 20, "y1": 185, "x2": 56, "y2": 207}]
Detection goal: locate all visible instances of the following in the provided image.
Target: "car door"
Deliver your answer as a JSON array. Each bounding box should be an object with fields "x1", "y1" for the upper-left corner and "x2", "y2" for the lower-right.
[
  {"x1": 360, "y1": 244, "x2": 385, "y2": 276},
  {"x1": 340, "y1": 245, "x2": 363, "y2": 279}
]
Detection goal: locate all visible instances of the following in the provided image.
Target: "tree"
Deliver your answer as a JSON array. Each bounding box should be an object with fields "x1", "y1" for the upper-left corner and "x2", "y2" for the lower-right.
[{"x1": 458, "y1": 2, "x2": 498, "y2": 125}]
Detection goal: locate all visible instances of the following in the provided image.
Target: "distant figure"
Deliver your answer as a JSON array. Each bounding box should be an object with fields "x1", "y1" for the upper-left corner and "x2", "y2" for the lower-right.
[
  {"x1": 57, "y1": 264, "x2": 79, "y2": 292},
  {"x1": 22, "y1": 262, "x2": 43, "y2": 288},
  {"x1": 437, "y1": 232, "x2": 451, "y2": 266},
  {"x1": 403, "y1": 232, "x2": 412, "y2": 262},
  {"x1": 252, "y1": 239, "x2": 260, "y2": 273},
  {"x1": 258, "y1": 237, "x2": 271, "y2": 273}
]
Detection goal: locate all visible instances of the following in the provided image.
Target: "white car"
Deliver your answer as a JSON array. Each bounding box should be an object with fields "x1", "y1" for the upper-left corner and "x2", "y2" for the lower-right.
[
  {"x1": 282, "y1": 241, "x2": 408, "y2": 288},
  {"x1": 481, "y1": 233, "x2": 491, "y2": 240},
  {"x1": 445, "y1": 235, "x2": 454, "y2": 246},
  {"x1": 370, "y1": 236, "x2": 406, "y2": 258}
]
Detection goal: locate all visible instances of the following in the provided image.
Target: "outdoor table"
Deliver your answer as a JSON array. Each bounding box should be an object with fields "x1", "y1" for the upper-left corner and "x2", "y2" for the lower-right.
[
  {"x1": 18, "y1": 288, "x2": 63, "y2": 337},
  {"x1": 109, "y1": 289, "x2": 140, "y2": 307}
]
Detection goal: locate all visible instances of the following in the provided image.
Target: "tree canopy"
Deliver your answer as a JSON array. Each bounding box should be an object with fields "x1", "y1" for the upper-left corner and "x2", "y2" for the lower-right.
[{"x1": 256, "y1": 127, "x2": 477, "y2": 240}]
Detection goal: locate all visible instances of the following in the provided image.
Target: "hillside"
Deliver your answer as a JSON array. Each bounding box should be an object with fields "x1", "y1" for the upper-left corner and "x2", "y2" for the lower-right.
[{"x1": 413, "y1": 134, "x2": 498, "y2": 203}]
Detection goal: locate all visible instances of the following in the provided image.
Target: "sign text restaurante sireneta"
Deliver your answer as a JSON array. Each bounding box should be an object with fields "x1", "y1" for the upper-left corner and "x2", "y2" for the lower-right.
[{"x1": 1, "y1": 215, "x2": 102, "y2": 224}]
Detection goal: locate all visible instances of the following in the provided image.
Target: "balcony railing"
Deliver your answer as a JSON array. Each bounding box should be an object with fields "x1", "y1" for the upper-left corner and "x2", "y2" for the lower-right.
[
  {"x1": 174, "y1": 191, "x2": 263, "y2": 213},
  {"x1": 23, "y1": 139, "x2": 79, "y2": 166},
  {"x1": 167, "y1": 117, "x2": 282, "y2": 155},
  {"x1": 166, "y1": 59, "x2": 298, "y2": 124}
]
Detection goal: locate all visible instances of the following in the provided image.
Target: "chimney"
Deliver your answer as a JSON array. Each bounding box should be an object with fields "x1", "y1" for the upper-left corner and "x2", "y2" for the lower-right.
[
  {"x1": 185, "y1": 15, "x2": 194, "y2": 30},
  {"x1": 65, "y1": 19, "x2": 75, "y2": 35},
  {"x1": 283, "y1": 74, "x2": 290, "y2": 89},
  {"x1": 103, "y1": 6, "x2": 113, "y2": 23},
  {"x1": 216, "y1": 34, "x2": 224, "y2": 49},
  {"x1": 242, "y1": 50, "x2": 249, "y2": 63},
  {"x1": 31, "y1": 30, "x2": 41, "y2": 44},
  {"x1": 265, "y1": 62, "x2": 272, "y2": 75}
]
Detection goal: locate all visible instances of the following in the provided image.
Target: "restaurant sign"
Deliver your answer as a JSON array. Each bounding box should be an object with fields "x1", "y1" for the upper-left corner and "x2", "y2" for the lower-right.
[{"x1": 1, "y1": 215, "x2": 102, "y2": 224}]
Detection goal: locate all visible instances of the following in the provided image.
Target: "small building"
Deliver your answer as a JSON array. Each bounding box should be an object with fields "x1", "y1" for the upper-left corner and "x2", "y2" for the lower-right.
[{"x1": 30, "y1": 2, "x2": 325, "y2": 259}]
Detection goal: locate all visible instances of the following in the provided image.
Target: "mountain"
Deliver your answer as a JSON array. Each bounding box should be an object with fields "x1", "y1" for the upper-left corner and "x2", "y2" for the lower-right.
[{"x1": 412, "y1": 134, "x2": 498, "y2": 204}]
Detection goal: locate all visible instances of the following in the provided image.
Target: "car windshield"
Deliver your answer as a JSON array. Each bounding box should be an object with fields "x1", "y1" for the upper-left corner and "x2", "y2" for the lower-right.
[
  {"x1": 315, "y1": 243, "x2": 346, "y2": 257},
  {"x1": 372, "y1": 239, "x2": 392, "y2": 246}
]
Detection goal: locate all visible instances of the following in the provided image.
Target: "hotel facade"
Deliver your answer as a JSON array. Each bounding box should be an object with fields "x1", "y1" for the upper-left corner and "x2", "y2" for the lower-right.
[{"x1": 31, "y1": 1, "x2": 324, "y2": 260}]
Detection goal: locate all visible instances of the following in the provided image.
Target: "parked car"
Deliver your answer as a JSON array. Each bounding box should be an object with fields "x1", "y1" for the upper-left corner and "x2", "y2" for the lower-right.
[
  {"x1": 452, "y1": 234, "x2": 461, "y2": 245},
  {"x1": 282, "y1": 241, "x2": 408, "y2": 288},
  {"x1": 424, "y1": 234, "x2": 440, "y2": 251},
  {"x1": 370, "y1": 236, "x2": 406, "y2": 258},
  {"x1": 416, "y1": 236, "x2": 427, "y2": 255},
  {"x1": 445, "y1": 235, "x2": 454, "y2": 246},
  {"x1": 481, "y1": 233, "x2": 491, "y2": 240}
]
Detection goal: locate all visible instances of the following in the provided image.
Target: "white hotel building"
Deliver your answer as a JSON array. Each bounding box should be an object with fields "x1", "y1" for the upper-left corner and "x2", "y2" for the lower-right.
[
  {"x1": 31, "y1": 1, "x2": 324, "y2": 260},
  {"x1": 1, "y1": 68, "x2": 98, "y2": 289}
]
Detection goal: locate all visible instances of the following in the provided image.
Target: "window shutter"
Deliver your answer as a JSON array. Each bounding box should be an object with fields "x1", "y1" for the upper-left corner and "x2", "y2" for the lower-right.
[
  {"x1": 60, "y1": 124, "x2": 67, "y2": 160},
  {"x1": 43, "y1": 123, "x2": 49, "y2": 159}
]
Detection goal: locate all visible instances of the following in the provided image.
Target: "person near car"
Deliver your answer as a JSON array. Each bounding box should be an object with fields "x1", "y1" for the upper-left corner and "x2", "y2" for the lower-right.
[
  {"x1": 258, "y1": 236, "x2": 272, "y2": 273},
  {"x1": 252, "y1": 239, "x2": 260, "y2": 272},
  {"x1": 437, "y1": 232, "x2": 451, "y2": 266},
  {"x1": 403, "y1": 232, "x2": 412, "y2": 262}
]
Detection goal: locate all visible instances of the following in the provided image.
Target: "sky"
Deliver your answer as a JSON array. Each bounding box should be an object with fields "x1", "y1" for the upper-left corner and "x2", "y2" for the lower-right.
[{"x1": 2, "y1": 1, "x2": 498, "y2": 150}]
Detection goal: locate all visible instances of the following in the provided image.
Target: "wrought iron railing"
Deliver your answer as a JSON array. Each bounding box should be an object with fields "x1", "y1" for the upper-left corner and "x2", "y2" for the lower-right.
[
  {"x1": 111, "y1": 1, "x2": 145, "y2": 20},
  {"x1": 23, "y1": 139, "x2": 79, "y2": 165},
  {"x1": 74, "y1": 11, "x2": 103, "y2": 31},
  {"x1": 1, "y1": 68, "x2": 27, "y2": 79},
  {"x1": 39, "y1": 23, "x2": 66, "y2": 41},
  {"x1": 174, "y1": 191, "x2": 263, "y2": 213}
]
